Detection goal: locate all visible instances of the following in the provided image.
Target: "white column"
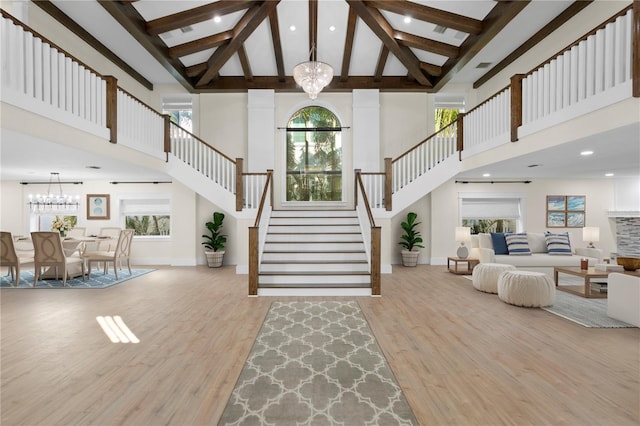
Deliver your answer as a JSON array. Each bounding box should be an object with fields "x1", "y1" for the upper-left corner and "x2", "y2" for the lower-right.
[
  {"x1": 352, "y1": 89, "x2": 380, "y2": 170},
  {"x1": 247, "y1": 89, "x2": 275, "y2": 172}
]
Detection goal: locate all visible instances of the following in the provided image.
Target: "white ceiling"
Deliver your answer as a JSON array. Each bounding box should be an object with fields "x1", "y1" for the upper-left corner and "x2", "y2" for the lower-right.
[{"x1": 1, "y1": 0, "x2": 638, "y2": 183}]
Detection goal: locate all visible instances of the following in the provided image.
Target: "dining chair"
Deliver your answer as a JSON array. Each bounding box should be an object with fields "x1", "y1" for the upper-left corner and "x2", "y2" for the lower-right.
[
  {"x1": 66, "y1": 227, "x2": 86, "y2": 238},
  {"x1": 98, "y1": 227, "x2": 122, "y2": 250},
  {"x1": 84, "y1": 229, "x2": 134, "y2": 280},
  {"x1": 31, "y1": 232, "x2": 85, "y2": 287},
  {"x1": 1, "y1": 231, "x2": 34, "y2": 287}
]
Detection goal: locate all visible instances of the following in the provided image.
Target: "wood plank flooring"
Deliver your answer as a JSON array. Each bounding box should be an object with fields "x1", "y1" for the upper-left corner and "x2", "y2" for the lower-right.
[{"x1": 1, "y1": 265, "x2": 638, "y2": 425}]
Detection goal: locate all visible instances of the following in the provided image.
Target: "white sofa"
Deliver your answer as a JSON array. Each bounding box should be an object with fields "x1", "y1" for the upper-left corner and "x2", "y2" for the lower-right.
[
  {"x1": 469, "y1": 232, "x2": 604, "y2": 275},
  {"x1": 607, "y1": 272, "x2": 640, "y2": 326}
]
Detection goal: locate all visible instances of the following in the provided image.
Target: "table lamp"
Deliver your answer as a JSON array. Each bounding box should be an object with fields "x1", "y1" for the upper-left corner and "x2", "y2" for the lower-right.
[
  {"x1": 582, "y1": 227, "x2": 599, "y2": 248},
  {"x1": 455, "y1": 226, "x2": 471, "y2": 259}
]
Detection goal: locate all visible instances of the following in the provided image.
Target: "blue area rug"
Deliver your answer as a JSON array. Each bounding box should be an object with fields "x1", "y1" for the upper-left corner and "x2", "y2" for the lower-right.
[
  {"x1": 542, "y1": 290, "x2": 634, "y2": 328},
  {"x1": 1, "y1": 269, "x2": 155, "y2": 289}
]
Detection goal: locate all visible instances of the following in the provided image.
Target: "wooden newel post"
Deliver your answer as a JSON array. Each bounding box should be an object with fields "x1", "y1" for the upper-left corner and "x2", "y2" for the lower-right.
[
  {"x1": 633, "y1": 1, "x2": 639, "y2": 97},
  {"x1": 354, "y1": 169, "x2": 361, "y2": 207},
  {"x1": 163, "y1": 114, "x2": 171, "y2": 162},
  {"x1": 235, "y1": 158, "x2": 244, "y2": 212},
  {"x1": 267, "y1": 169, "x2": 274, "y2": 207},
  {"x1": 510, "y1": 74, "x2": 524, "y2": 142},
  {"x1": 384, "y1": 158, "x2": 392, "y2": 211},
  {"x1": 104, "y1": 75, "x2": 118, "y2": 144},
  {"x1": 456, "y1": 112, "x2": 465, "y2": 161},
  {"x1": 249, "y1": 227, "x2": 258, "y2": 296},
  {"x1": 371, "y1": 226, "x2": 381, "y2": 296}
]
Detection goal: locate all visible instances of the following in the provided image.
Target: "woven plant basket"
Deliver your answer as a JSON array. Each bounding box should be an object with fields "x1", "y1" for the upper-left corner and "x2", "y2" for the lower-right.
[{"x1": 205, "y1": 251, "x2": 225, "y2": 268}]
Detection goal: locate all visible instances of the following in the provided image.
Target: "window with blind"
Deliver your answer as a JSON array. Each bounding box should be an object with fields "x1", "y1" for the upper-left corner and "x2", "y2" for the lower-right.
[
  {"x1": 121, "y1": 198, "x2": 171, "y2": 237},
  {"x1": 459, "y1": 195, "x2": 524, "y2": 234}
]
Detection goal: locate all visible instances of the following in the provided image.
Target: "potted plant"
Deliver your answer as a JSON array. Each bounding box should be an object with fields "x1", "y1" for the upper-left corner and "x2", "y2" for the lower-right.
[
  {"x1": 399, "y1": 212, "x2": 424, "y2": 267},
  {"x1": 202, "y1": 212, "x2": 227, "y2": 268}
]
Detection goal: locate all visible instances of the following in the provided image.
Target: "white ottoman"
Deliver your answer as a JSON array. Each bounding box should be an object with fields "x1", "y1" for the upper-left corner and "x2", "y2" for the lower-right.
[
  {"x1": 497, "y1": 270, "x2": 555, "y2": 307},
  {"x1": 472, "y1": 263, "x2": 516, "y2": 294}
]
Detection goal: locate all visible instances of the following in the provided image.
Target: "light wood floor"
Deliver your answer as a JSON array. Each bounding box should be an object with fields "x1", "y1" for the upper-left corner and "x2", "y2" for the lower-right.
[{"x1": 1, "y1": 265, "x2": 638, "y2": 425}]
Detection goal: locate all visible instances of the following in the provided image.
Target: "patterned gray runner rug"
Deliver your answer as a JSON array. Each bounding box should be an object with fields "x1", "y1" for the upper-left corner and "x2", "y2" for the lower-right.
[{"x1": 219, "y1": 301, "x2": 418, "y2": 425}]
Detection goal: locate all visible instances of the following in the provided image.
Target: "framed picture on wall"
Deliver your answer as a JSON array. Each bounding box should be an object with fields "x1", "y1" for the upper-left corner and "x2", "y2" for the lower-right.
[
  {"x1": 87, "y1": 194, "x2": 110, "y2": 220},
  {"x1": 546, "y1": 195, "x2": 586, "y2": 228}
]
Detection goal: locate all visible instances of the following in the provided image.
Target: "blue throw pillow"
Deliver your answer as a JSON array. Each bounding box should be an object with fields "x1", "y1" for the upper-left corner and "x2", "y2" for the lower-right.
[
  {"x1": 505, "y1": 233, "x2": 531, "y2": 255},
  {"x1": 545, "y1": 232, "x2": 572, "y2": 255},
  {"x1": 490, "y1": 232, "x2": 509, "y2": 255}
]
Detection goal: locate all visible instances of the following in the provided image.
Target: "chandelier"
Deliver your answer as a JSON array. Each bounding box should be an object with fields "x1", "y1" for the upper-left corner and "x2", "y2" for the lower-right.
[
  {"x1": 292, "y1": 5, "x2": 333, "y2": 100},
  {"x1": 27, "y1": 172, "x2": 80, "y2": 213}
]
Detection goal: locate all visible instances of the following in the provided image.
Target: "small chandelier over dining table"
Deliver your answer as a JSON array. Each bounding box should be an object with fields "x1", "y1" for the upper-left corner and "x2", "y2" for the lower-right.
[
  {"x1": 27, "y1": 172, "x2": 80, "y2": 213},
  {"x1": 292, "y1": 3, "x2": 333, "y2": 100}
]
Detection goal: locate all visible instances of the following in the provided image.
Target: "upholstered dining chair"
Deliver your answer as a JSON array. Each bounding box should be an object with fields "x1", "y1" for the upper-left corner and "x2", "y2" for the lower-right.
[
  {"x1": 66, "y1": 227, "x2": 86, "y2": 238},
  {"x1": 0, "y1": 231, "x2": 34, "y2": 287},
  {"x1": 84, "y1": 229, "x2": 134, "y2": 280},
  {"x1": 31, "y1": 232, "x2": 85, "y2": 287},
  {"x1": 98, "y1": 227, "x2": 122, "y2": 250}
]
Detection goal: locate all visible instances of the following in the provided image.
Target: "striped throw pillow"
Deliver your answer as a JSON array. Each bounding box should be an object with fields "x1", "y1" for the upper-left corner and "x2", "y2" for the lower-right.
[
  {"x1": 505, "y1": 233, "x2": 531, "y2": 255},
  {"x1": 545, "y1": 232, "x2": 572, "y2": 255}
]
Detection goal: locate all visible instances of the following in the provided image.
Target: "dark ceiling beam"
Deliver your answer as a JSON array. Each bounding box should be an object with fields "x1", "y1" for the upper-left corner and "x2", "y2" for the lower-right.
[
  {"x1": 374, "y1": 45, "x2": 390, "y2": 81},
  {"x1": 365, "y1": 0, "x2": 482, "y2": 35},
  {"x1": 433, "y1": 0, "x2": 530, "y2": 91},
  {"x1": 420, "y1": 62, "x2": 442, "y2": 77},
  {"x1": 98, "y1": 0, "x2": 193, "y2": 91},
  {"x1": 473, "y1": 0, "x2": 593, "y2": 88},
  {"x1": 268, "y1": 9, "x2": 286, "y2": 82},
  {"x1": 340, "y1": 7, "x2": 358, "y2": 82},
  {"x1": 309, "y1": 0, "x2": 318, "y2": 60},
  {"x1": 346, "y1": 0, "x2": 431, "y2": 87},
  {"x1": 168, "y1": 31, "x2": 233, "y2": 58},
  {"x1": 394, "y1": 30, "x2": 459, "y2": 58},
  {"x1": 146, "y1": 0, "x2": 254, "y2": 35},
  {"x1": 32, "y1": 1, "x2": 153, "y2": 90},
  {"x1": 186, "y1": 63, "x2": 208, "y2": 78},
  {"x1": 195, "y1": 76, "x2": 438, "y2": 92},
  {"x1": 237, "y1": 44, "x2": 253, "y2": 81},
  {"x1": 197, "y1": 1, "x2": 279, "y2": 86}
]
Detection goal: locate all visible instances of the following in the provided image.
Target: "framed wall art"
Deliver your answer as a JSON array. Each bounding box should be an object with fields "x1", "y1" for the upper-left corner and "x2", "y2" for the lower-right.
[
  {"x1": 546, "y1": 195, "x2": 586, "y2": 228},
  {"x1": 87, "y1": 194, "x2": 110, "y2": 220}
]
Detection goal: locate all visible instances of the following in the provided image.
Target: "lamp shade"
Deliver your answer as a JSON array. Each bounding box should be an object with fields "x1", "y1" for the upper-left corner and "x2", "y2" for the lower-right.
[
  {"x1": 455, "y1": 226, "x2": 471, "y2": 243},
  {"x1": 583, "y1": 227, "x2": 599, "y2": 245}
]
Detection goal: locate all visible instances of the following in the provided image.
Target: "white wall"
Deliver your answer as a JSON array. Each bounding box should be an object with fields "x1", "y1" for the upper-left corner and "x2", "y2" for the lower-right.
[{"x1": 430, "y1": 177, "x2": 617, "y2": 264}]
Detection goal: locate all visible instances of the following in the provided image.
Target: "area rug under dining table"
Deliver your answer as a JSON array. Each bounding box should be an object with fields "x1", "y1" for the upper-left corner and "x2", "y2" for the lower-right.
[
  {"x1": 0, "y1": 269, "x2": 155, "y2": 288},
  {"x1": 219, "y1": 301, "x2": 418, "y2": 425}
]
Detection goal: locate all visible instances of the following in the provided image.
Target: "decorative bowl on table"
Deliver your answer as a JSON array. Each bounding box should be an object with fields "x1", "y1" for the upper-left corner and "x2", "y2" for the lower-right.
[{"x1": 616, "y1": 257, "x2": 640, "y2": 271}]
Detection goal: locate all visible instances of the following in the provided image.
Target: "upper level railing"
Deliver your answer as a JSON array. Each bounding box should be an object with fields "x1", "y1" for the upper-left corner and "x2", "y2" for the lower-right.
[{"x1": 2, "y1": 5, "x2": 637, "y2": 215}]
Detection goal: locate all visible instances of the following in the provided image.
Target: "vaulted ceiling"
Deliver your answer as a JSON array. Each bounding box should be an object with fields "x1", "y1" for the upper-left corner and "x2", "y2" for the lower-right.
[{"x1": 36, "y1": 0, "x2": 590, "y2": 94}]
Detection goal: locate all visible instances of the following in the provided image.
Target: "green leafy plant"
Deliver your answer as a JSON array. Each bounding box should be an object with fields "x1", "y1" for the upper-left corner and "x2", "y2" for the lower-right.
[
  {"x1": 202, "y1": 212, "x2": 227, "y2": 252},
  {"x1": 398, "y1": 212, "x2": 425, "y2": 251}
]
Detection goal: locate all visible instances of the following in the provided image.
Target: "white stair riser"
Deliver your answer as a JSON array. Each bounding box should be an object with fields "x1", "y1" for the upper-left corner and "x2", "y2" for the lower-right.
[
  {"x1": 269, "y1": 225, "x2": 361, "y2": 233},
  {"x1": 260, "y1": 263, "x2": 369, "y2": 273},
  {"x1": 264, "y1": 242, "x2": 365, "y2": 251},
  {"x1": 266, "y1": 234, "x2": 362, "y2": 243},
  {"x1": 259, "y1": 274, "x2": 370, "y2": 285},
  {"x1": 262, "y1": 252, "x2": 367, "y2": 262},
  {"x1": 270, "y1": 217, "x2": 359, "y2": 226},
  {"x1": 258, "y1": 288, "x2": 373, "y2": 296},
  {"x1": 271, "y1": 210, "x2": 357, "y2": 218}
]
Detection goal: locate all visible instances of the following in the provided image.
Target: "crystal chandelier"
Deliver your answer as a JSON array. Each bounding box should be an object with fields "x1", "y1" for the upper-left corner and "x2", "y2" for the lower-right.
[
  {"x1": 292, "y1": 4, "x2": 333, "y2": 100},
  {"x1": 27, "y1": 172, "x2": 80, "y2": 213}
]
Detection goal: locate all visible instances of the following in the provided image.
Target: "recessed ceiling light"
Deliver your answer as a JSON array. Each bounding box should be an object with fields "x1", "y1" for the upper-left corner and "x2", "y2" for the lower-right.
[
  {"x1": 404, "y1": 17, "x2": 411, "y2": 24},
  {"x1": 482, "y1": 173, "x2": 491, "y2": 177},
  {"x1": 289, "y1": 25, "x2": 296, "y2": 31},
  {"x1": 580, "y1": 150, "x2": 594, "y2": 156},
  {"x1": 605, "y1": 173, "x2": 614, "y2": 177},
  {"x1": 213, "y1": 16, "x2": 221, "y2": 23},
  {"x1": 329, "y1": 25, "x2": 336, "y2": 32}
]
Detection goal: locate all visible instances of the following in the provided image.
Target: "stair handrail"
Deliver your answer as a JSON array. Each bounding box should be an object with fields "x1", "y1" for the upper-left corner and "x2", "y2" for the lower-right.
[
  {"x1": 168, "y1": 121, "x2": 237, "y2": 163},
  {"x1": 355, "y1": 170, "x2": 381, "y2": 296},
  {"x1": 249, "y1": 170, "x2": 273, "y2": 296}
]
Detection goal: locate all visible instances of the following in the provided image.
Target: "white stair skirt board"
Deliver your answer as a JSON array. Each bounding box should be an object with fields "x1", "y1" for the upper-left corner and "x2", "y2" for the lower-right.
[{"x1": 258, "y1": 288, "x2": 373, "y2": 297}]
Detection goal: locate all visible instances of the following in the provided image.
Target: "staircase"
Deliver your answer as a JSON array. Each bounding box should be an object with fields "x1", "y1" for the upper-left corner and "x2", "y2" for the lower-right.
[{"x1": 258, "y1": 210, "x2": 372, "y2": 296}]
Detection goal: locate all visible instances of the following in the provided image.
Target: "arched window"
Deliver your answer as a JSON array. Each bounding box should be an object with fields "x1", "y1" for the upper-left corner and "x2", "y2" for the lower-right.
[{"x1": 286, "y1": 106, "x2": 342, "y2": 202}]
